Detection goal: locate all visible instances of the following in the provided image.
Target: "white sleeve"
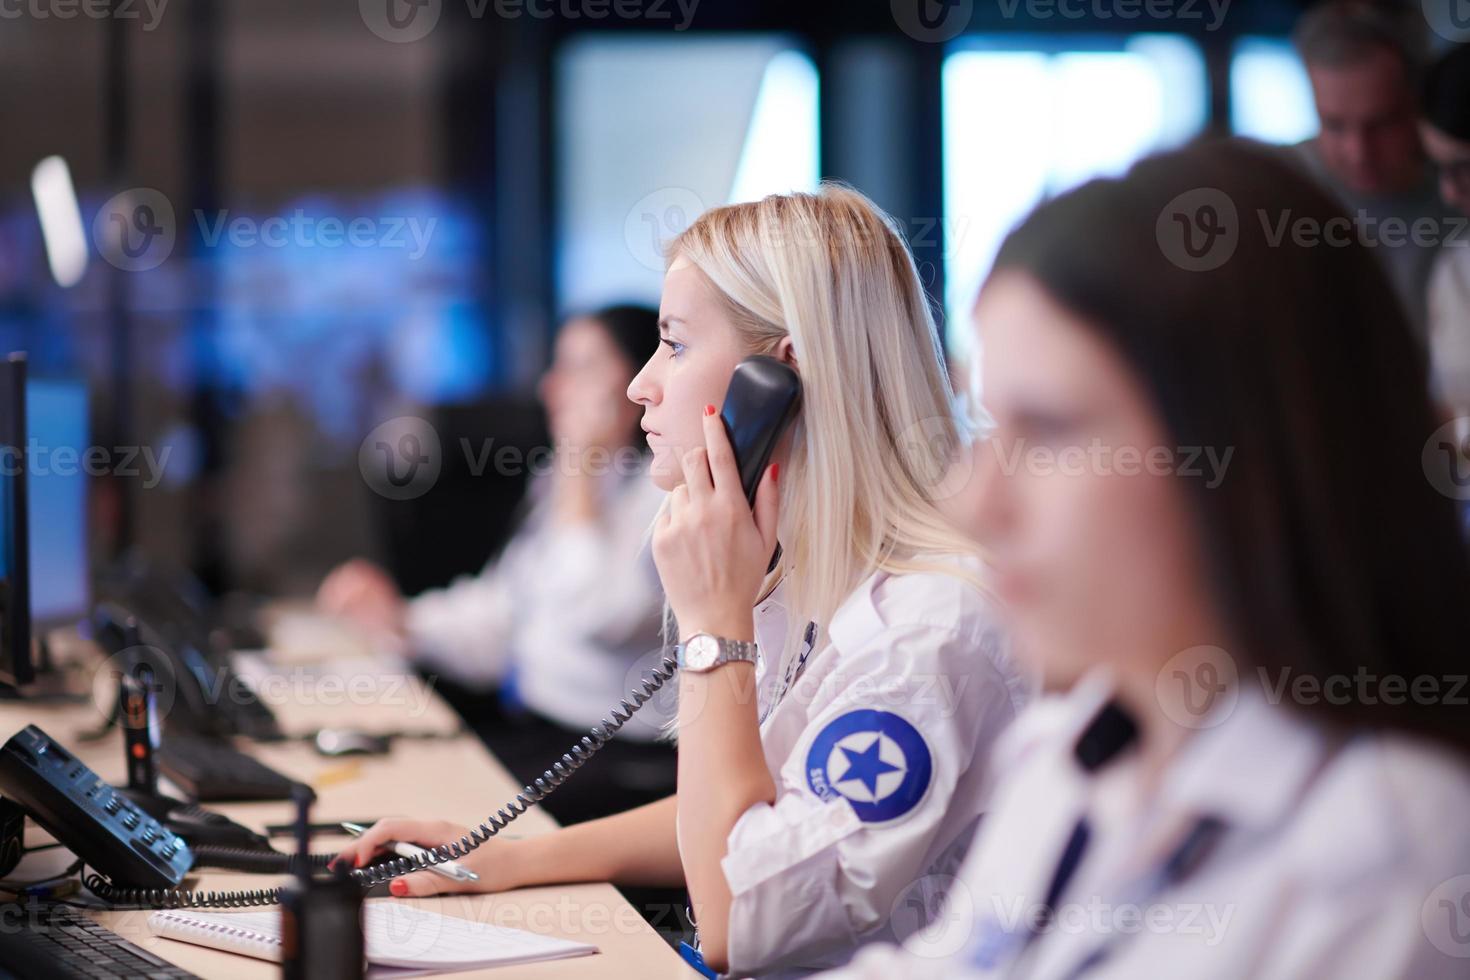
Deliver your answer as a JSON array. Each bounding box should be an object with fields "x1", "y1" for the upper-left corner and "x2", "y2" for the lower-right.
[
  {"x1": 403, "y1": 475, "x2": 665, "y2": 689},
  {"x1": 1240, "y1": 887, "x2": 1458, "y2": 975},
  {"x1": 403, "y1": 558, "x2": 517, "y2": 689},
  {"x1": 809, "y1": 941, "x2": 958, "y2": 980},
  {"x1": 1428, "y1": 249, "x2": 1470, "y2": 411},
  {"x1": 720, "y1": 597, "x2": 1019, "y2": 975},
  {"x1": 523, "y1": 482, "x2": 665, "y2": 647}
]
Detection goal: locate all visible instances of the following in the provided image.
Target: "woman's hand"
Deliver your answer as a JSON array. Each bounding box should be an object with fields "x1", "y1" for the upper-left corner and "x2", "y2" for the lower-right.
[
  {"x1": 330, "y1": 818, "x2": 525, "y2": 898},
  {"x1": 658, "y1": 412, "x2": 782, "y2": 972},
  {"x1": 316, "y1": 559, "x2": 408, "y2": 637},
  {"x1": 653, "y1": 405, "x2": 780, "y2": 642}
]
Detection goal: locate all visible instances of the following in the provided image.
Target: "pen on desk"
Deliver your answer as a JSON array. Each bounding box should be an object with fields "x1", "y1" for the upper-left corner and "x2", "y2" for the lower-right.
[
  {"x1": 267, "y1": 820, "x2": 381, "y2": 837},
  {"x1": 340, "y1": 822, "x2": 480, "y2": 882}
]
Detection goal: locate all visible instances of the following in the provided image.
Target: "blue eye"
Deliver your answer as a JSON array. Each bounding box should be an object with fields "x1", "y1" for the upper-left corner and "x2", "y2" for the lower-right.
[{"x1": 660, "y1": 337, "x2": 686, "y2": 358}]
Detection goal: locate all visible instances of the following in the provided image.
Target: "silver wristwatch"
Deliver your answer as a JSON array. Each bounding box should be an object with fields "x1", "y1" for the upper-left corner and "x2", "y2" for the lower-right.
[{"x1": 676, "y1": 632, "x2": 758, "y2": 673}]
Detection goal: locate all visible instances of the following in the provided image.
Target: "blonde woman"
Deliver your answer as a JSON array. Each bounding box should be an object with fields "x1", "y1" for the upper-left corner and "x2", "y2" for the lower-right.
[{"x1": 335, "y1": 186, "x2": 1029, "y2": 977}]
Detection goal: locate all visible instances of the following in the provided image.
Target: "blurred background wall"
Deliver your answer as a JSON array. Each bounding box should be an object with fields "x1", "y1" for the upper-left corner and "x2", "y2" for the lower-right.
[{"x1": 0, "y1": 0, "x2": 1358, "y2": 600}]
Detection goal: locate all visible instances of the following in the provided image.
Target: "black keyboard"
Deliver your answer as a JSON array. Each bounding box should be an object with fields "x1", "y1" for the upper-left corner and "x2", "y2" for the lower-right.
[
  {"x1": 0, "y1": 902, "x2": 200, "y2": 979},
  {"x1": 157, "y1": 736, "x2": 298, "y2": 802}
]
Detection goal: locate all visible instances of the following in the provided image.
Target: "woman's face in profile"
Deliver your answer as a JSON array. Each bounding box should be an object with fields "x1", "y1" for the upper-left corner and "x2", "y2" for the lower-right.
[
  {"x1": 627, "y1": 257, "x2": 749, "y2": 492},
  {"x1": 964, "y1": 271, "x2": 1220, "y2": 692}
]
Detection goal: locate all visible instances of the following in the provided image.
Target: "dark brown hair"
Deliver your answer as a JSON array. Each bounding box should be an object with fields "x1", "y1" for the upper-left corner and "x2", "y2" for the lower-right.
[
  {"x1": 583, "y1": 303, "x2": 660, "y2": 375},
  {"x1": 991, "y1": 138, "x2": 1470, "y2": 755}
]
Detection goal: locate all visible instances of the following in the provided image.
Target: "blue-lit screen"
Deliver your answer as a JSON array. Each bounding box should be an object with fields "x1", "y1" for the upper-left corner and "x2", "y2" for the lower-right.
[
  {"x1": 27, "y1": 380, "x2": 89, "y2": 625},
  {"x1": 0, "y1": 433, "x2": 9, "y2": 583}
]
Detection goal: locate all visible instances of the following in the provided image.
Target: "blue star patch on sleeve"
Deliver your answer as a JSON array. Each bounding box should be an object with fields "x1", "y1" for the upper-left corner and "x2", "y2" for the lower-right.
[{"x1": 805, "y1": 709, "x2": 933, "y2": 823}]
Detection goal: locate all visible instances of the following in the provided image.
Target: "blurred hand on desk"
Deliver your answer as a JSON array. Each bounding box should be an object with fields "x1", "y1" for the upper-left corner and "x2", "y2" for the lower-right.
[{"x1": 316, "y1": 558, "x2": 407, "y2": 638}]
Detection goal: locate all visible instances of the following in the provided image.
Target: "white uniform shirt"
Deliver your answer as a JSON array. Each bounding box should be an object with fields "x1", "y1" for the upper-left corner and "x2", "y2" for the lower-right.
[
  {"x1": 402, "y1": 463, "x2": 672, "y2": 739},
  {"x1": 824, "y1": 671, "x2": 1470, "y2": 980},
  {"x1": 716, "y1": 555, "x2": 1030, "y2": 977},
  {"x1": 1429, "y1": 244, "x2": 1470, "y2": 413}
]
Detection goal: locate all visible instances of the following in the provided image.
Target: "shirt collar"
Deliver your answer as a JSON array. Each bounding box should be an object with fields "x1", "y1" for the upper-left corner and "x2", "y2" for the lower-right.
[
  {"x1": 1069, "y1": 678, "x2": 1332, "y2": 834},
  {"x1": 1070, "y1": 673, "x2": 1418, "y2": 887},
  {"x1": 759, "y1": 568, "x2": 883, "y2": 661},
  {"x1": 752, "y1": 579, "x2": 791, "y2": 672},
  {"x1": 1154, "y1": 683, "x2": 1331, "y2": 832}
]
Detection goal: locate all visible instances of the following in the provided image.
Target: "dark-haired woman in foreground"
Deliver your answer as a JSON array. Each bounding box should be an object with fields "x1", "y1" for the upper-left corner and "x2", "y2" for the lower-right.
[{"x1": 826, "y1": 140, "x2": 1470, "y2": 978}]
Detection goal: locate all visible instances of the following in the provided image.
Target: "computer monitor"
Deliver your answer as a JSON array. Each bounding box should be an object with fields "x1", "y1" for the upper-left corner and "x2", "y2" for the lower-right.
[
  {"x1": 0, "y1": 358, "x2": 90, "y2": 690},
  {"x1": 28, "y1": 379, "x2": 90, "y2": 630},
  {"x1": 0, "y1": 353, "x2": 33, "y2": 688}
]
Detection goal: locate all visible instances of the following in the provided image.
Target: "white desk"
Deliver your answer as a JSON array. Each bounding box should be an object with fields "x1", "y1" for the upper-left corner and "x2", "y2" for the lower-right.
[{"x1": 0, "y1": 646, "x2": 688, "y2": 979}]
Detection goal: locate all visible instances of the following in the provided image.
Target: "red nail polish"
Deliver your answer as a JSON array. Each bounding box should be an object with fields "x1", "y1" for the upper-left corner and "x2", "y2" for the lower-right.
[
  {"x1": 704, "y1": 404, "x2": 716, "y2": 417},
  {"x1": 771, "y1": 463, "x2": 779, "y2": 484},
  {"x1": 389, "y1": 880, "x2": 408, "y2": 896}
]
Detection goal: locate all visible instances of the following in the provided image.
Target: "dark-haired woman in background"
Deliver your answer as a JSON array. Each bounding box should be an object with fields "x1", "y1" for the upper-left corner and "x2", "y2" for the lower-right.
[
  {"x1": 317, "y1": 305, "x2": 676, "y2": 826},
  {"x1": 827, "y1": 140, "x2": 1470, "y2": 978}
]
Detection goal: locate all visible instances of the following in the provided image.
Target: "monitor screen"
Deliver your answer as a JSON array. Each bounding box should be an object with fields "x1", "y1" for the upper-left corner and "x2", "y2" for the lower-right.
[
  {"x1": 0, "y1": 353, "x2": 30, "y2": 687},
  {"x1": 0, "y1": 438, "x2": 9, "y2": 583},
  {"x1": 27, "y1": 380, "x2": 89, "y2": 628}
]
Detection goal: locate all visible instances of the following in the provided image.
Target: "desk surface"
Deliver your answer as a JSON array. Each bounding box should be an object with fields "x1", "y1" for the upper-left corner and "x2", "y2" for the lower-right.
[{"x1": 0, "y1": 649, "x2": 688, "y2": 979}]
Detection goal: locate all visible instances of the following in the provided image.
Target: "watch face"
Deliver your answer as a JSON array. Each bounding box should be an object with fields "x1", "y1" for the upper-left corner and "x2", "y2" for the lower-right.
[{"x1": 685, "y1": 635, "x2": 720, "y2": 670}]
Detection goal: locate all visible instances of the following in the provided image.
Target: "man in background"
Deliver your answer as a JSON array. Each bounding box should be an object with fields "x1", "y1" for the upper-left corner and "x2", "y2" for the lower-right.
[
  {"x1": 1291, "y1": 0, "x2": 1452, "y2": 339},
  {"x1": 1419, "y1": 43, "x2": 1470, "y2": 536},
  {"x1": 1420, "y1": 44, "x2": 1470, "y2": 427}
]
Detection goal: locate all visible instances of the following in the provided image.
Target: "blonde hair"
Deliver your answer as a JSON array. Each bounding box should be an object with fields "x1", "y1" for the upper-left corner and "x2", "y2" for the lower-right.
[{"x1": 664, "y1": 183, "x2": 985, "y2": 664}]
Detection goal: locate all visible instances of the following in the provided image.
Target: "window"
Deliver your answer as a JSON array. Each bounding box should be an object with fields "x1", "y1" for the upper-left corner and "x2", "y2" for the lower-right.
[
  {"x1": 1231, "y1": 37, "x2": 1317, "y2": 146},
  {"x1": 942, "y1": 34, "x2": 1207, "y2": 364},
  {"x1": 556, "y1": 37, "x2": 819, "y2": 313}
]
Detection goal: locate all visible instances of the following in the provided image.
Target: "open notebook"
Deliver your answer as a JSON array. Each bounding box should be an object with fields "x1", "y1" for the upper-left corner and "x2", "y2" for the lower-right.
[{"x1": 147, "y1": 901, "x2": 598, "y2": 972}]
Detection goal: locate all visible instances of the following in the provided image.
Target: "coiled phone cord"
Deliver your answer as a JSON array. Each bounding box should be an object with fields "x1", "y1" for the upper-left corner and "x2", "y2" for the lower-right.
[
  {"x1": 83, "y1": 655, "x2": 678, "y2": 909},
  {"x1": 191, "y1": 846, "x2": 339, "y2": 875}
]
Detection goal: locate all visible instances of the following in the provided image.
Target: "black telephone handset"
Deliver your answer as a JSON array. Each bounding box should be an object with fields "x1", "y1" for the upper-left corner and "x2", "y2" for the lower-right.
[
  {"x1": 43, "y1": 356, "x2": 804, "y2": 909},
  {"x1": 722, "y1": 355, "x2": 802, "y2": 572},
  {"x1": 720, "y1": 354, "x2": 802, "y2": 506}
]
